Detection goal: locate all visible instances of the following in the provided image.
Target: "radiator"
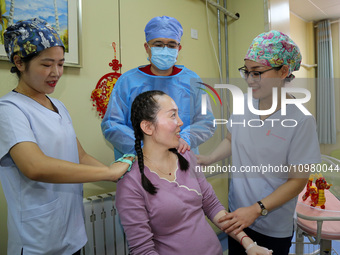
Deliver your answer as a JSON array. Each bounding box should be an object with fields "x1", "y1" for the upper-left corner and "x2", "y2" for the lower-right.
[{"x1": 82, "y1": 192, "x2": 129, "y2": 255}]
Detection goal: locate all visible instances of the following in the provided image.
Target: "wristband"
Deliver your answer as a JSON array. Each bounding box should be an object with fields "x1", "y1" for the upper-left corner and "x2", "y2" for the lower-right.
[
  {"x1": 240, "y1": 235, "x2": 250, "y2": 246},
  {"x1": 245, "y1": 242, "x2": 257, "y2": 253}
]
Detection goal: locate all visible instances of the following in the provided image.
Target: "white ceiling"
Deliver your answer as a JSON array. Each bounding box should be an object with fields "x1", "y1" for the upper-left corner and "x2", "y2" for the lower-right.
[{"x1": 289, "y1": 0, "x2": 340, "y2": 22}]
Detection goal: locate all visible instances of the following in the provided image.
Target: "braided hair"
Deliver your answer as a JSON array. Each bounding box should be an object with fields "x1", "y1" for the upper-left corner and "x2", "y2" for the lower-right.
[{"x1": 131, "y1": 90, "x2": 189, "y2": 195}]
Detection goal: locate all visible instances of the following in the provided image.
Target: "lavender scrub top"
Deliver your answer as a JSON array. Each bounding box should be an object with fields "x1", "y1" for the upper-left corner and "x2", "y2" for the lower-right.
[{"x1": 116, "y1": 151, "x2": 224, "y2": 255}]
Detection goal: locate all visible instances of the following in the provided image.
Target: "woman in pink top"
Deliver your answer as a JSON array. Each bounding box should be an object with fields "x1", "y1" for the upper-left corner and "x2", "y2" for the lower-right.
[{"x1": 116, "y1": 90, "x2": 273, "y2": 255}]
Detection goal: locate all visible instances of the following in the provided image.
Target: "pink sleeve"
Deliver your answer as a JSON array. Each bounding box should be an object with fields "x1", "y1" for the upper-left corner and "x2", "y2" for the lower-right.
[
  {"x1": 186, "y1": 151, "x2": 225, "y2": 221},
  {"x1": 116, "y1": 173, "x2": 159, "y2": 255}
]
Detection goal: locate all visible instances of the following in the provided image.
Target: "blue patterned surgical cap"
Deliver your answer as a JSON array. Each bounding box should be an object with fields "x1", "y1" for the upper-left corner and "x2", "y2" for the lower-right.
[{"x1": 4, "y1": 18, "x2": 65, "y2": 63}]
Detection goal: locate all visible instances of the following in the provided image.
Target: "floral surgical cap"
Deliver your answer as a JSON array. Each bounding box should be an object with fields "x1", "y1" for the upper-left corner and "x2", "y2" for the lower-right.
[
  {"x1": 145, "y1": 16, "x2": 183, "y2": 43},
  {"x1": 4, "y1": 18, "x2": 64, "y2": 63},
  {"x1": 245, "y1": 30, "x2": 302, "y2": 80}
]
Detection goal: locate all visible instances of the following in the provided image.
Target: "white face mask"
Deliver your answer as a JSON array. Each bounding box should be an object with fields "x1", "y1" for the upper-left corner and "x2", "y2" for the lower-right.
[{"x1": 149, "y1": 47, "x2": 178, "y2": 70}]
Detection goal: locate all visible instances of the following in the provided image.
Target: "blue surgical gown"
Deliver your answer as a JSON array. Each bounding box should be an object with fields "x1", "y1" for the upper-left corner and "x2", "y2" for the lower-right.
[{"x1": 101, "y1": 65, "x2": 216, "y2": 159}]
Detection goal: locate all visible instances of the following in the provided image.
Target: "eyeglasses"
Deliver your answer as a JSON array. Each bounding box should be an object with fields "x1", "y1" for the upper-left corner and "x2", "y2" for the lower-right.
[
  {"x1": 150, "y1": 41, "x2": 180, "y2": 49},
  {"x1": 238, "y1": 66, "x2": 283, "y2": 82}
]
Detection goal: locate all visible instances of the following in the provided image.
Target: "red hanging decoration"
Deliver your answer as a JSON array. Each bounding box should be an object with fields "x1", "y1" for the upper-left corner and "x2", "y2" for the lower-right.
[{"x1": 91, "y1": 42, "x2": 122, "y2": 118}]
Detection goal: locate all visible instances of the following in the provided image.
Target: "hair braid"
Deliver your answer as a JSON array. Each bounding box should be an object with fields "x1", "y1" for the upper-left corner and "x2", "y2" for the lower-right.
[
  {"x1": 131, "y1": 90, "x2": 189, "y2": 194},
  {"x1": 169, "y1": 148, "x2": 189, "y2": 171},
  {"x1": 131, "y1": 91, "x2": 165, "y2": 195},
  {"x1": 134, "y1": 131, "x2": 157, "y2": 194}
]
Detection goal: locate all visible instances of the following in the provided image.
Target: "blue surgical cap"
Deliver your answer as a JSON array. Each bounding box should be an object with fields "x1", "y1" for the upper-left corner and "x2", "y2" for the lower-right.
[
  {"x1": 145, "y1": 16, "x2": 183, "y2": 43},
  {"x1": 4, "y1": 18, "x2": 64, "y2": 63}
]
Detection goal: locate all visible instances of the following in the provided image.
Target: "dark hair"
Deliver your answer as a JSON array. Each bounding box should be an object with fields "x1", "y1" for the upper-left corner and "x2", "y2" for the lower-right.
[
  {"x1": 10, "y1": 46, "x2": 65, "y2": 78},
  {"x1": 10, "y1": 52, "x2": 40, "y2": 78},
  {"x1": 131, "y1": 90, "x2": 189, "y2": 195}
]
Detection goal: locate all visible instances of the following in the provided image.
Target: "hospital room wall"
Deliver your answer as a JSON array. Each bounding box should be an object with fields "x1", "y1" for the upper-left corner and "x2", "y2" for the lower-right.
[
  {"x1": 0, "y1": 0, "x2": 243, "y2": 251},
  {"x1": 0, "y1": 0, "x2": 329, "y2": 252},
  {"x1": 2, "y1": 0, "x2": 328, "y2": 251},
  {"x1": 289, "y1": 13, "x2": 317, "y2": 116}
]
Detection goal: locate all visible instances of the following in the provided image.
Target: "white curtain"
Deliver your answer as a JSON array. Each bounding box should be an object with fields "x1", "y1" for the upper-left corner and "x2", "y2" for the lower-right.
[{"x1": 316, "y1": 20, "x2": 336, "y2": 144}]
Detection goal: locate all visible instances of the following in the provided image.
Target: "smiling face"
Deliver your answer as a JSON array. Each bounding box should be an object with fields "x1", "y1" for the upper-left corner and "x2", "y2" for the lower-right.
[
  {"x1": 15, "y1": 46, "x2": 65, "y2": 96},
  {"x1": 244, "y1": 60, "x2": 287, "y2": 103},
  {"x1": 150, "y1": 94, "x2": 183, "y2": 149}
]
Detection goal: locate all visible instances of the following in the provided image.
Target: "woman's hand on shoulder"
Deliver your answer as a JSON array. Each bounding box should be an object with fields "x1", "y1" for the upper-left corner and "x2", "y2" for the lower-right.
[
  {"x1": 110, "y1": 155, "x2": 136, "y2": 182},
  {"x1": 177, "y1": 138, "x2": 190, "y2": 154}
]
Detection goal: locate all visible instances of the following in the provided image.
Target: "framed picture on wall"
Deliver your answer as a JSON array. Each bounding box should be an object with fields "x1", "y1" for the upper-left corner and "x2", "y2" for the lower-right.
[{"x1": 0, "y1": 0, "x2": 82, "y2": 67}]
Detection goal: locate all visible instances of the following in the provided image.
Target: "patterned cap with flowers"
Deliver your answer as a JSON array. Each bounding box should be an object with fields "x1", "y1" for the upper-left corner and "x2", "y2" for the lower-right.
[
  {"x1": 4, "y1": 18, "x2": 64, "y2": 63},
  {"x1": 245, "y1": 30, "x2": 302, "y2": 80}
]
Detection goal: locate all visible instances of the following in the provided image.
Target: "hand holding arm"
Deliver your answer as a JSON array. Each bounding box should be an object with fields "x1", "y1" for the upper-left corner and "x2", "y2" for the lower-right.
[
  {"x1": 218, "y1": 205, "x2": 260, "y2": 235},
  {"x1": 219, "y1": 169, "x2": 309, "y2": 235},
  {"x1": 213, "y1": 210, "x2": 272, "y2": 255}
]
